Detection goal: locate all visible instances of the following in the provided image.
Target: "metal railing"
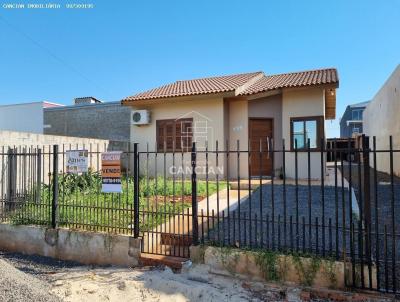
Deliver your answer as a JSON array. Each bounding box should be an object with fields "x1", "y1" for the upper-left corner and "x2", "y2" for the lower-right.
[{"x1": 0, "y1": 136, "x2": 399, "y2": 294}]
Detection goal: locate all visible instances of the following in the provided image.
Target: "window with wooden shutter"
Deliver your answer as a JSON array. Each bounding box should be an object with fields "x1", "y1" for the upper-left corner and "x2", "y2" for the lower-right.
[{"x1": 156, "y1": 118, "x2": 193, "y2": 152}]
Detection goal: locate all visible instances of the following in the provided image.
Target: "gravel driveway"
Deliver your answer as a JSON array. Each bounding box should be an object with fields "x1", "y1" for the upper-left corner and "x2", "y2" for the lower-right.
[
  {"x1": 207, "y1": 183, "x2": 354, "y2": 256},
  {"x1": 340, "y1": 165, "x2": 400, "y2": 293}
]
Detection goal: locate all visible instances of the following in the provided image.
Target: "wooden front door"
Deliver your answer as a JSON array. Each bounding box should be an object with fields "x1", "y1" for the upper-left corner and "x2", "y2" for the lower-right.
[{"x1": 249, "y1": 118, "x2": 273, "y2": 177}]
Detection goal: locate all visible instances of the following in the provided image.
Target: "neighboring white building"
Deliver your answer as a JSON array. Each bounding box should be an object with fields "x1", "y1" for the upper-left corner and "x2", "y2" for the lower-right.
[
  {"x1": 364, "y1": 64, "x2": 400, "y2": 176},
  {"x1": 0, "y1": 101, "x2": 62, "y2": 134}
]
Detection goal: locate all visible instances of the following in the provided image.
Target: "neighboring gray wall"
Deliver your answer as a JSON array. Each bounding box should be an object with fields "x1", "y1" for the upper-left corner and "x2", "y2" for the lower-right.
[
  {"x1": 364, "y1": 65, "x2": 400, "y2": 176},
  {"x1": 44, "y1": 102, "x2": 131, "y2": 142}
]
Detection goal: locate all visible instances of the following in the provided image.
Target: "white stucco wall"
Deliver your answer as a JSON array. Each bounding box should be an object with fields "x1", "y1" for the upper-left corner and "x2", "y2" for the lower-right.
[
  {"x1": 363, "y1": 65, "x2": 400, "y2": 176},
  {"x1": 282, "y1": 88, "x2": 326, "y2": 179},
  {"x1": 0, "y1": 102, "x2": 44, "y2": 133},
  {"x1": 227, "y1": 98, "x2": 249, "y2": 178},
  {"x1": 130, "y1": 97, "x2": 226, "y2": 179},
  {"x1": 128, "y1": 87, "x2": 328, "y2": 180}
]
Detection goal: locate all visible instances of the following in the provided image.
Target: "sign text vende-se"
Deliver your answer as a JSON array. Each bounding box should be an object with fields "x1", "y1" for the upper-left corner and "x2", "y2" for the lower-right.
[{"x1": 101, "y1": 151, "x2": 122, "y2": 193}]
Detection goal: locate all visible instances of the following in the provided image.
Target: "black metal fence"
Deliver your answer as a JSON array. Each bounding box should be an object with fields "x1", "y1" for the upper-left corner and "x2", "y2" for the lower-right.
[{"x1": 0, "y1": 136, "x2": 399, "y2": 294}]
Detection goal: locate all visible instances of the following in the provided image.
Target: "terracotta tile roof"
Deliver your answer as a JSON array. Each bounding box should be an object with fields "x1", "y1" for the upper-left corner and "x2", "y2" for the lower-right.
[
  {"x1": 122, "y1": 68, "x2": 338, "y2": 102},
  {"x1": 123, "y1": 72, "x2": 263, "y2": 102},
  {"x1": 239, "y1": 68, "x2": 339, "y2": 96}
]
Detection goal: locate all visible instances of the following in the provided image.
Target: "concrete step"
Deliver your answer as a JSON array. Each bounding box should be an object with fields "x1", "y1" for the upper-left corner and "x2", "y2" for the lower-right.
[
  {"x1": 139, "y1": 253, "x2": 189, "y2": 270},
  {"x1": 160, "y1": 233, "x2": 193, "y2": 246},
  {"x1": 229, "y1": 179, "x2": 271, "y2": 190},
  {"x1": 230, "y1": 181, "x2": 263, "y2": 190}
]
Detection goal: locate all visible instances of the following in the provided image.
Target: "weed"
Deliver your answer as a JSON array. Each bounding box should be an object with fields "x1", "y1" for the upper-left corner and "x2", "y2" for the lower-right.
[{"x1": 292, "y1": 253, "x2": 321, "y2": 286}]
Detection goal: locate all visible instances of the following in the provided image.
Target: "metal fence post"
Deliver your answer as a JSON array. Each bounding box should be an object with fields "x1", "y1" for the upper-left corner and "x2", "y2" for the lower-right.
[
  {"x1": 36, "y1": 148, "x2": 42, "y2": 204},
  {"x1": 362, "y1": 134, "x2": 372, "y2": 288},
  {"x1": 7, "y1": 148, "x2": 17, "y2": 211},
  {"x1": 191, "y1": 142, "x2": 199, "y2": 246},
  {"x1": 362, "y1": 135, "x2": 371, "y2": 225},
  {"x1": 51, "y1": 145, "x2": 59, "y2": 228},
  {"x1": 133, "y1": 143, "x2": 139, "y2": 238}
]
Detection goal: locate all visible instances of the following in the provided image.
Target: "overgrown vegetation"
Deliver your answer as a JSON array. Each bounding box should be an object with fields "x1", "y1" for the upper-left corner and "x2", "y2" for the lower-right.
[
  {"x1": 7, "y1": 170, "x2": 224, "y2": 232},
  {"x1": 208, "y1": 245, "x2": 338, "y2": 288}
]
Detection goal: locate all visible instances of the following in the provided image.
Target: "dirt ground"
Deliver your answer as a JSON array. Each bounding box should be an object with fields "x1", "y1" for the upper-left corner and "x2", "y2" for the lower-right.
[
  {"x1": 48, "y1": 265, "x2": 285, "y2": 302},
  {"x1": 0, "y1": 252, "x2": 287, "y2": 302},
  {"x1": 0, "y1": 251, "x2": 394, "y2": 302}
]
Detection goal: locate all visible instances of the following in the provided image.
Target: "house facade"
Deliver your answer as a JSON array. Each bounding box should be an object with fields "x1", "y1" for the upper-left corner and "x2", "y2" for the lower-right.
[
  {"x1": 122, "y1": 69, "x2": 339, "y2": 179},
  {"x1": 339, "y1": 101, "x2": 370, "y2": 138}
]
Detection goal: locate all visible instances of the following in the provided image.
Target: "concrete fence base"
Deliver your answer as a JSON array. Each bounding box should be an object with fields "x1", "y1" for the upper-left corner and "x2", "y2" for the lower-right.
[
  {"x1": 190, "y1": 246, "x2": 377, "y2": 291},
  {"x1": 0, "y1": 223, "x2": 141, "y2": 267}
]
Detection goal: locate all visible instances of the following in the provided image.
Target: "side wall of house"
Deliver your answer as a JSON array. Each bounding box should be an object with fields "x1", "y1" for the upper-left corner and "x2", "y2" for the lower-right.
[
  {"x1": 282, "y1": 88, "x2": 326, "y2": 179},
  {"x1": 364, "y1": 65, "x2": 400, "y2": 176}
]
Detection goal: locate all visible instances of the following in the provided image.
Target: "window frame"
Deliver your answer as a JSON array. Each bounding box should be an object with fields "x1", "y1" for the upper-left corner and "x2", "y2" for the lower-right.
[
  {"x1": 351, "y1": 109, "x2": 363, "y2": 121},
  {"x1": 156, "y1": 118, "x2": 193, "y2": 152},
  {"x1": 290, "y1": 116, "x2": 324, "y2": 151}
]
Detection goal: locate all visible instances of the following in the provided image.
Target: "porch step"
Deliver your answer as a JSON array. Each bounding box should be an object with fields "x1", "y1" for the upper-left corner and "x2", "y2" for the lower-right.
[
  {"x1": 139, "y1": 253, "x2": 189, "y2": 270},
  {"x1": 160, "y1": 233, "x2": 193, "y2": 246},
  {"x1": 230, "y1": 182, "x2": 262, "y2": 190}
]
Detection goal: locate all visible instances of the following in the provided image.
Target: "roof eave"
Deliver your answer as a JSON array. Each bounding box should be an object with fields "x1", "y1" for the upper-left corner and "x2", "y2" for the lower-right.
[
  {"x1": 242, "y1": 81, "x2": 339, "y2": 99},
  {"x1": 121, "y1": 91, "x2": 236, "y2": 106}
]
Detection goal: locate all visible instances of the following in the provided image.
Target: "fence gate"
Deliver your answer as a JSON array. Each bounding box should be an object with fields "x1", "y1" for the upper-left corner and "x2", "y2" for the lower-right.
[{"x1": 135, "y1": 144, "x2": 198, "y2": 258}]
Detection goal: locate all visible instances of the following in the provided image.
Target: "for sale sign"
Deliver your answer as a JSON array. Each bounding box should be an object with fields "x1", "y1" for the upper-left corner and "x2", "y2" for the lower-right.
[
  {"x1": 66, "y1": 150, "x2": 88, "y2": 174},
  {"x1": 101, "y1": 151, "x2": 122, "y2": 193}
]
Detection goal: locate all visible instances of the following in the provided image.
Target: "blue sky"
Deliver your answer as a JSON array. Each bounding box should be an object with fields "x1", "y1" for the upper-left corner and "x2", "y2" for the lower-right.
[{"x1": 0, "y1": 0, "x2": 399, "y2": 137}]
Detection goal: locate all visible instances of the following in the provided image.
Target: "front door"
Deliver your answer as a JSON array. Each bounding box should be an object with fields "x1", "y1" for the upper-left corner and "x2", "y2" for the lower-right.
[{"x1": 249, "y1": 118, "x2": 273, "y2": 177}]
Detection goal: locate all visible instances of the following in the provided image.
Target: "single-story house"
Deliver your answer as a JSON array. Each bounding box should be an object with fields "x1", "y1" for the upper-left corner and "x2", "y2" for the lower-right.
[{"x1": 122, "y1": 68, "x2": 339, "y2": 179}]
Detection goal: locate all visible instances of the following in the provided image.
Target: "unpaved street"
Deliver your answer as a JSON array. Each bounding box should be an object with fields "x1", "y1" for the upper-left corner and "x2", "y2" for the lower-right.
[
  {"x1": 0, "y1": 252, "x2": 392, "y2": 302},
  {"x1": 0, "y1": 252, "x2": 285, "y2": 302}
]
